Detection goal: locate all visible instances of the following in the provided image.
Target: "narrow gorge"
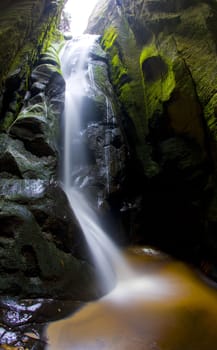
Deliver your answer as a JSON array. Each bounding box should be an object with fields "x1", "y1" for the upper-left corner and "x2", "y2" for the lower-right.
[{"x1": 0, "y1": 0, "x2": 217, "y2": 349}]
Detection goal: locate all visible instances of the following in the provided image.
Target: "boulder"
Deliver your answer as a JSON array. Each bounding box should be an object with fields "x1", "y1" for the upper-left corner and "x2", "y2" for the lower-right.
[
  {"x1": 0, "y1": 179, "x2": 101, "y2": 299},
  {"x1": 0, "y1": 134, "x2": 56, "y2": 180}
]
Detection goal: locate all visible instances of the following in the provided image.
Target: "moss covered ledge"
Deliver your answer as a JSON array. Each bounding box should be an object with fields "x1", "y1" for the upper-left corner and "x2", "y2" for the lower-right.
[{"x1": 0, "y1": 0, "x2": 65, "y2": 130}]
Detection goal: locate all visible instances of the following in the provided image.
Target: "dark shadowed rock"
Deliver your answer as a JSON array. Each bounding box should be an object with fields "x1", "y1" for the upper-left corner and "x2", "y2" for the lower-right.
[
  {"x1": 86, "y1": 0, "x2": 217, "y2": 266},
  {"x1": 0, "y1": 179, "x2": 101, "y2": 299}
]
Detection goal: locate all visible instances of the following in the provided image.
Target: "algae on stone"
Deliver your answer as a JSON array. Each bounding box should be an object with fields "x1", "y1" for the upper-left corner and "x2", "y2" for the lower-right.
[{"x1": 0, "y1": 0, "x2": 65, "y2": 129}]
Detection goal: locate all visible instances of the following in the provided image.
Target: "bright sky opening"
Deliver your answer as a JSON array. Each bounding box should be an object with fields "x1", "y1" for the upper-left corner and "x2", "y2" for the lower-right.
[{"x1": 64, "y1": 0, "x2": 100, "y2": 35}]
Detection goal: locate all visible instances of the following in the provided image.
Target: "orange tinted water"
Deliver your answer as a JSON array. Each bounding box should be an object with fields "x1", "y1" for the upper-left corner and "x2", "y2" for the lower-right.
[{"x1": 46, "y1": 247, "x2": 217, "y2": 350}]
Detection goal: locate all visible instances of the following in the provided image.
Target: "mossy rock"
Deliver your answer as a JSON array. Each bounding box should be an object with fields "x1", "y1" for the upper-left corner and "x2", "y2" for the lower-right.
[
  {"x1": 0, "y1": 0, "x2": 65, "y2": 127},
  {"x1": 140, "y1": 40, "x2": 176, "y2": 120},
  {"x1": 100, "y1": 23, "x2": 150, "y2": 169},
  {"x1": 204, "y1": 94, "x2": 217, "y2": 142}
]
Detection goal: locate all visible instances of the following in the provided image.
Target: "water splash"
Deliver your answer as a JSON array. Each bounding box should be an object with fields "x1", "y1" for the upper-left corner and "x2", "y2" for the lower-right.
[
  {"x1": 60, "y1": 35, "x2": 132, "y2": 292},
  {"x1": 46, "y1": 248, "x2": 217, "y2": 350},
  {"x1": 67, "y1": 188, "x2": 132, "y2": 290}
]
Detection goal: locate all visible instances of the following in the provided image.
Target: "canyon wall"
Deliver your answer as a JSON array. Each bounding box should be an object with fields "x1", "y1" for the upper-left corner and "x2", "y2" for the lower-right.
[
  {"x1": 0, "y1": 0, "x2": 102, "y2": 299},
  {"x1": 87, "y1": 0, "x2": 217, "y2": 275}
]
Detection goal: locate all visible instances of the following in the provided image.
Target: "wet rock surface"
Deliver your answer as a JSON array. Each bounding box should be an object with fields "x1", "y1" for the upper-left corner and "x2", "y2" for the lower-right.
[
  {"x1": 0, "y1": 297, "x2": 83, "y2": 350},
  {"x1": 0, "y1": 134, "x2": 56, "y2": 180},
  {"x1": 45, "y1": 247, "x2": 217, "y2": 350},
  {"x1": 0, "y1": 41, "x2": 103, "y2": 301},
  {"x1": 0, "y1": 0, "x2": 64, "y2": 126},
  {"x1": 61, "y1": 37, "x2": 128, "y2": 206},
  {"x1": 9, "y1": 58, "x2": 65, "y2": 159},
  {"x1": 0, "y1": 179, "x2": 102, "y2": 299},
  {"x1": 0, "y1": 3, "x2": 126, "y2": 346},
  {"x1": 87, "y1": 0, "x2": 217, "y2": 270},
  {"x1": 1, "y1": 247, "x2": 217, "y2": 350}
]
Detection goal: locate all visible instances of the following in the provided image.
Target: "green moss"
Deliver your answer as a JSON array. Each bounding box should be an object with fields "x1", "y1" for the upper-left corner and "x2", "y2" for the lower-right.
[
  {"x1": 101, "y1": 26, "x2": 118, "y2": 50},
  {"x1": 119, "y1": 82, "x2": 140, "y2": 117},
  {"x1": 140, "y1": 40, "x2": 176, "y2": 119},
  {"x1": 41, "y1": 48, "x2": 60, "y2": 67},
  {"x1": 0, "y1": 112, "x2": 15, "y2": 132},
  {"x1": 119, "y1": 83, "x2": 133, "y2": 110},
  {"x1": 101, "y1": 25, "x2": 144, "y2": 122},
  {"x1": 111, "y1": 54, "x2": 128, "y2": 87},
  {"x1": 0, "y1": 0, "x2": 65, "y2": 118},
  {"x1": 204, "y1": 94, "x2": 217, "y2": 141},
  {"x1": 101, "y1": 27, "x2": 123, "y2": 84},
  {"x1": 101, "y1": 23, "x2": 149, "y2": 166},
  {"x1": 92, "y1": 64, "x2": 108, "y2": 94},
  {"x1": 140, "y1": 42, "x2": 158, "y2": 63}
]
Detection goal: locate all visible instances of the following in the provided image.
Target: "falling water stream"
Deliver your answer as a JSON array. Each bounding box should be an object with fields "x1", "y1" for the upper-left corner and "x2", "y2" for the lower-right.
[
  {"x1": 46, "y1": 35, "x2": 217, "y2": 350},
  {"x1": 60, "y1": 35, "x2": 132, "y2": 291}
]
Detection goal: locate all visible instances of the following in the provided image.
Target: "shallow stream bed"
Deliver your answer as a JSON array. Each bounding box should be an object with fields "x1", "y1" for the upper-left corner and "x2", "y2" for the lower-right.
[
  {"x1": 46, "y1": 247, "x2": 217, "y2": 350},
  {"x1": 1, "y1": 247, "x2": 217, "y2": 350}
]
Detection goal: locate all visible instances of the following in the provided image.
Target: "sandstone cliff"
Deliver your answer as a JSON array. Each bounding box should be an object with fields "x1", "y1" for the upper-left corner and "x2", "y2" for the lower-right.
[{"x1": 87, "y1": 0, "x2": 217, "y2": 273}]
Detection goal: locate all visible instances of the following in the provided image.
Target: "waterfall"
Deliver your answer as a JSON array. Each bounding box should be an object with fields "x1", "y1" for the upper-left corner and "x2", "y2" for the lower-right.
[{"x1": 60, "y1": 35, "x2": 131, "y2": 292}]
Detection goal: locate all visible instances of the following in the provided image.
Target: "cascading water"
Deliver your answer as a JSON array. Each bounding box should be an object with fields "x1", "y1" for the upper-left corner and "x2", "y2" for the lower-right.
[
  {"x1": 46, "y1": 7, "x2": 217, "y2": 350},
  {"x1": 60, "y1": 35, "x2": 131, "y2": 292}
]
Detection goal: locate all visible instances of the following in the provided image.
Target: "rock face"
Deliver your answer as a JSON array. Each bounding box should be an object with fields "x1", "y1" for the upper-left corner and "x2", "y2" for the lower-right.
[
  {"x1": 1, "y1": 0, "x2": 217, "y2": 298},
  {"x1": 0, "y1": 48, "x2": 102, "y2": 299},
  {"x1": 87, "y1": 0, "x2": 217, "y2": 269},
  {"x1": 0, "y1": 180, "x2": 100, "y2": 299},
  {"x1": 0, "y1": 1, "x2": 104, "y2": 300},
  {"x1": 0, "y1": 0, "x2": 65, "y2": 130},
  {"x1": 61, "y1": 37, "x2": 128, "y2": 207}
]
